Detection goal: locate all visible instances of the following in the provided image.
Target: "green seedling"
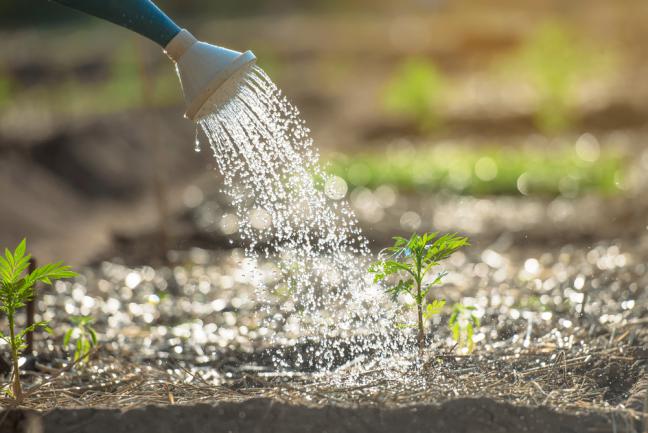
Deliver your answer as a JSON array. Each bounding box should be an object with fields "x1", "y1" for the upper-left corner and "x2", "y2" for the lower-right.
[
  {"x1": 369, "y1": 232, "x2": 469, "y2": 351},
  {"x1": 449, "y1": 303, "x2": 480, "y2": 353},
  {"x1": 0, "y1": 239, "x2": 76, "y2": 402},
  {"x1": 64, "y1": 316, "x2": 98, "y2": 366}
]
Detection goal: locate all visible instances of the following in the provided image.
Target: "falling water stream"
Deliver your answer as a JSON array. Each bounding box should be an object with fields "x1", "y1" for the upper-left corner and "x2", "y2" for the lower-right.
[{"x1": 197, "y1": 66, "x2": 397, "y2": 368}]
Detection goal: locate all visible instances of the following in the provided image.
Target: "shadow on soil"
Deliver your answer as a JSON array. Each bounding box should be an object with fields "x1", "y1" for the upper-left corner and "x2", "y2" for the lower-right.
[{"x1": 1, "y1": 397, "x2": 633, "y2": 433}]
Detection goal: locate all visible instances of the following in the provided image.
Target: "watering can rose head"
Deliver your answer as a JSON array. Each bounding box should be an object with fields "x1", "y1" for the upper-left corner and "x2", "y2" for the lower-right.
[{"x1": 164, "y1": 30, "x2": 256, "y2": 121}]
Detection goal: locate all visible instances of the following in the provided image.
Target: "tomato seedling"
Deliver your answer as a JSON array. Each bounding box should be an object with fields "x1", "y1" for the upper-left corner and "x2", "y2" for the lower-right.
[
  {"x1": 449, "y1": 303, "x2": 480, "y2": 353},
  {"x1": 0, "y1": 239, "x2": 76, "y2": 401},
  {"x1": 64, "y1": 315, "x2": 98, "y2": 366},
  {"x1": 369, "y1": 232, "x2": 469, "y2": 351}
]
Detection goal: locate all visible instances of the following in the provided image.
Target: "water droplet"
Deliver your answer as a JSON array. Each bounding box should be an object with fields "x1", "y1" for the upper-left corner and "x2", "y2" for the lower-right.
[{"x1": 194, "y1": 126, "x2": 201, "y2": 152}]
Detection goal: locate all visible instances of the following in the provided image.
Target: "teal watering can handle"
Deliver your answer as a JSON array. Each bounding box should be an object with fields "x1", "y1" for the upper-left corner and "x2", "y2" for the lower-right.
[{"x1": 51, "y1": 0, "x2": 182, "y2": 47}]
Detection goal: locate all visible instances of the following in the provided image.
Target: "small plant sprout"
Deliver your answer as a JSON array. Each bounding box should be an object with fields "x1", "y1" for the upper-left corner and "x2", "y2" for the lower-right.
[
  {"x1": 449, "y1": 303, "x2": 481, "y2": 353},
  {"x1": 0, "y1": 239, "x2": 77, "y2": 401},
  {"x1": 64, "y1": 316, "x2": 98, "y2": 366},
  {"x1": 369, "y1": 232, "x2": 469, "y2": 351}
]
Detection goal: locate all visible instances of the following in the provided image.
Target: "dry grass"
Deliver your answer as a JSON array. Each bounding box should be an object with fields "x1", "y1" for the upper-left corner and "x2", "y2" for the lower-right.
[{"x1": 2, "y1": 336, "x2": 644, "y2": 428}]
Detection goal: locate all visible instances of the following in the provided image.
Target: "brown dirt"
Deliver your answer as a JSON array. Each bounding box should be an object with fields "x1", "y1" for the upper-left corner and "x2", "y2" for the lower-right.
[{"x1": 0, "y1": 397, "x2": 633, "y2": 433}]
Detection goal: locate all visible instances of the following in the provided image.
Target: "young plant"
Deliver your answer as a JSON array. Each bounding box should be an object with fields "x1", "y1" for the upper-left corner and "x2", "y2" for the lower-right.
[
  {"x1": 449, "y1": 303, "x2": 480, "y2": 353},
  {"x1": 64, "y1": 316, "x2": 98, "y2": 366},
  {"x1": 369, "y1": 232, "x2": 469, "y2": 351},
  {"x1": 0, "y1": 239, "x2": 77, "y2": 401}
]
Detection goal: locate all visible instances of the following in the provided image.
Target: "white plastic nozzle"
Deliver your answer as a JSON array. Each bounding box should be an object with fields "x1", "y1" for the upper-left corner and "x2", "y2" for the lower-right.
[{"x1": 164, "y1": 29, "x2": 256, "y2": 121}]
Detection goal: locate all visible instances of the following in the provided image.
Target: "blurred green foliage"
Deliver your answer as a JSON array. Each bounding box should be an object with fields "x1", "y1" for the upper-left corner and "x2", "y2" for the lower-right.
[
  {"x1": 94, "y1": 42, "x2": 181, "y2": 110},
  {"x1": 501, "y1": 22, "x2": 612, "y2": 132},
  {"x1": 327, "y1": 144, "x2": 623, "y2": 196},
  {"x1": 382, "y1": 58, "x2": 446, "y2": 132},
  {"x1": 449, "y1": 303, "x2": 480, "y2": 353}
]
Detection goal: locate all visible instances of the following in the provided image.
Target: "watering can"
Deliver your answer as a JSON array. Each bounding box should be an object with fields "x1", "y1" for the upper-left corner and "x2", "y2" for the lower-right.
[{"x1": 51, "y1": 0, "x2": 256, "y2": 120}]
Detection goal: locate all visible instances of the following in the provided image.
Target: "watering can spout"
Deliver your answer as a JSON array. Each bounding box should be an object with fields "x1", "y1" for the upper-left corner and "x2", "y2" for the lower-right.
[
  {"x1": 51, "y1": 0, "x2": 181, "y2": 47},
  {"x1": 51, "y1": 0, "x2": 256, "y2": 121}
]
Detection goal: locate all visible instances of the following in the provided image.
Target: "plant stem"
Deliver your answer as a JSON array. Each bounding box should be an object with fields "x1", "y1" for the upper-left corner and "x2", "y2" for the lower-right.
[
  {"x1": 416, "y1": 281, "x2": 424, "y2": 351},
  {"x1": 415, "y1": 251, "x2": 425, "y2": 352},
  {"x1": 8, "y1": 313, "x2": 23, "y2": 402},
  {"x1": 25, "y1": 258, "x2": 37, "y2": 354}
]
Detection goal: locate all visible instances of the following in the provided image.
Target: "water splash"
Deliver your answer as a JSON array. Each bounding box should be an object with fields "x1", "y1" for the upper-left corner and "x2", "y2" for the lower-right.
[{"x1": 198, "y1": 66, "x2": 397, "y2": 369}]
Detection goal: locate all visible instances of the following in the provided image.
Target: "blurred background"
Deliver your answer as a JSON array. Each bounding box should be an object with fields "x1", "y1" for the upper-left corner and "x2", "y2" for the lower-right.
[{"x1": 1, "y1": 0, "x2": 647, "y2": 264}]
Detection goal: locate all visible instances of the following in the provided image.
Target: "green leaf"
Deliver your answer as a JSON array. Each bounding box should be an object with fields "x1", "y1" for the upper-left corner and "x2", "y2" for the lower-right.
[
  {"x1": 63, "y1": 329, "x2": 73, "y2": 346},
  {"x1": 0, "y1": 255, "x2": 11, "y2": 282},
  {"x1": 14, "y1": 239, "x2": 26, "y2": 261},
  {"x1": 26, "y1": 262, "x2": 77, "y2": 287},
  {"x1": 385, "y1": 278, "x2": 414, "y2": 301},
  {"x1": 423, "y1": 299, "x2": 446, "y2": 319},
  {"x1": 4, "y1": 248, "x2": 14, "y2": 270},
  {"x1": 452, "y1": 322, "x2": 460, "y2": 341},
  {"x1": 88, "y1": 328, "x2": 98, "y2": 346},
  {"x1": 466, "y1": 322, "x2": 475, "y2": 352},
  {"x1": 75, "y1": 338, "x2": 83, "y2": 361},
  {"x1": 384, "y1": 260, "x2": 415, "y2": 276},
  {"x1": 18, "y1": 321, "x2": 51, "y2": 339},
  {"x1": 0, "y1": 240, "x2": 34, "y2": 284},
  {"x1": 448, "y1": 310, "x2": 459, "y2": 326}
]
